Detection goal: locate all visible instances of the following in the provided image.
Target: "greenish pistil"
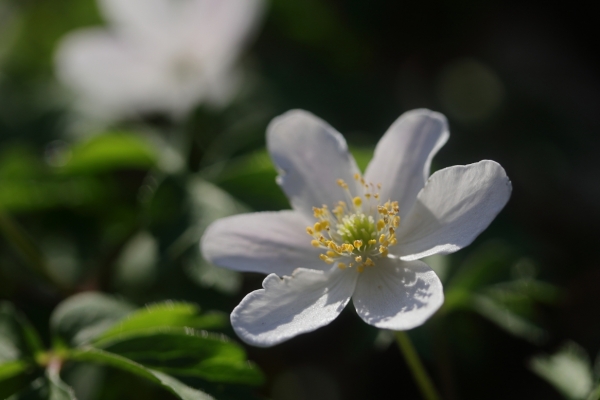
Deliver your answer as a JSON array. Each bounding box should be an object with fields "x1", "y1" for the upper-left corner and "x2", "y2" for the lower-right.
[{"x1": 338, "y1": 213, "x2": 377, "y2": 252}]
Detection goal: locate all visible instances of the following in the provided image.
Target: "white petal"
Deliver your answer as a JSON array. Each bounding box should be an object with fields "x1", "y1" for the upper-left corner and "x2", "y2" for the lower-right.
[
  {"x1": 54, "y1": 29, "x2": 165, "y2": 118},
  {"x1": 201, "y1": 211, "x2": 324, "y2": 276},
  {"x1": 99, "y1": 0, "x2": 264, "y2": 64},
  {"x1": 364, "y1": 109, "x2": 449, "y2": 218},
  {"x1": 231, "y1": 267, "x2": 357, "y2": 347},
  {"x1": 267, "y1": 110, "x2": 361, "y2": 218},
  {"x1": 395, "y1": 160, "x2": 512, "y2": 260},
  {"x1": 353, "y1": 258, "x2": 443, "y2": 330},
  {"x1": 99, "y1": 0, "x2": 178, "y2": 42}
]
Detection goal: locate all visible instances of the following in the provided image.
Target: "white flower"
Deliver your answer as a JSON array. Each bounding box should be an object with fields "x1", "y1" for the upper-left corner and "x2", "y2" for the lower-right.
[
  {"x1": 201, "y1": 109, "x2": 512, "y2": 347},
  {"x1": 54, "y1": 0, "x2": 265, "y2": 119}
]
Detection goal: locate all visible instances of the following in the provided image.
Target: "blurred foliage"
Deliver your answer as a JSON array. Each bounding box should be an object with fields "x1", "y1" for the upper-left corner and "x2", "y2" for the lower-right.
[
  {"x1": 0, "y1": 294, "x2": 263, "y2": 399},
  {"x1": 530, "y1": 342, "x2": 600, "y2": 400}
]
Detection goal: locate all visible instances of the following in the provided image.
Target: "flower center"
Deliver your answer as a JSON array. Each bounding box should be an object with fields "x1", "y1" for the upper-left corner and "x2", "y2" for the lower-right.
[{"x1": 306, "y1": 174, "x2": 400, "y2": 273}]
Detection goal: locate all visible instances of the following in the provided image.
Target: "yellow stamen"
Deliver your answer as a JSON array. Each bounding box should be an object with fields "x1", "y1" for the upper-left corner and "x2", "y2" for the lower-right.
[
  {"x1": 379, "y1": 246, "x2": 388, "y2": 257},
  {"x1": 337, "y1": 263, "x2": 347, "y2": 270},
  {"x1": 353, "y1": 240, "x2": 363, "y2": 249},
  {"x1": 306, "y1": 227, "x2": 314, "y2": 235},
  {"x1": 319, "y1": 254, "x2": 334, "y2": 264},
  {"x1": 311, "y1": 240, "x2": 320, "y2": 247},
  {"x1": 353, "y1": 197, "x2": 362, "y2": 207},
  {"x1": 355, "y1": 256, "x2": 363, "y2": 263}
]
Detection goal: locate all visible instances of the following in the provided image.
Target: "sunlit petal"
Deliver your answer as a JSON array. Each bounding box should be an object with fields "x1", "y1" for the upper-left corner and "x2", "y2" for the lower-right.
[
  {"x1": 364, "y1": 109, "x2": 449, "y2": 218},
  {"x1": 394, "y1": 160, "x2": 512, "y2": 260},
  {"x1": 201, "y1": 211, "x2": 324, "y2": 276},
  {"x1": 267, "y1": 110, "x2": 362, "y2": 219},
  {"x1": 231, "y1": 267, "x2": 357, "y2": 347},
  {"x1": 353, "y1": 258, "x2": 443, "y2": 330}
]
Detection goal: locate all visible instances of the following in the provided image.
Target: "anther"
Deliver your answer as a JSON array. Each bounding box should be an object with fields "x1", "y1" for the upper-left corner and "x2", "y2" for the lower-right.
[
  {"x1": 306, "y1": 227, "x2": 314, "y2": 235},
  {"x1": 337, "y1": 263, "x2": 347, "y2": 270},
  {"x1": 355, "y1": 256, "x2": 363, "y2": 262},
  {"x1": 319, "y1": 254, "x2": 334, "y2": 264},
  {"x1": 353, "y1": 197, "x2": 362, "y2": 207},
  {"x1": 311, "y1": 240, "x2": 320, "y2": 247},
  {"x1": 353, "y1": 240, "x2": 363, "y2": 249}
]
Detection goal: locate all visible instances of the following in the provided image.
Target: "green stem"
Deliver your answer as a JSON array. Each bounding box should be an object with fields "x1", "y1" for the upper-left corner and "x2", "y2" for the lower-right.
[
  {"x1": 0, "y1": 211, "x2": 69, "y2": 292},
  {"x1": 395, "y1": 331, "x2": 442, "y2": 400}
]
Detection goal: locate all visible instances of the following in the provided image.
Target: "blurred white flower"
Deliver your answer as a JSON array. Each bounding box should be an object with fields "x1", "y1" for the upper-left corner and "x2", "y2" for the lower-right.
[
  {"x1": 202, "y1": 109, "x2": 512, "y2": 347},
  {"x1": 55, "y1": 0, "x2": 265, "y2": 119}
]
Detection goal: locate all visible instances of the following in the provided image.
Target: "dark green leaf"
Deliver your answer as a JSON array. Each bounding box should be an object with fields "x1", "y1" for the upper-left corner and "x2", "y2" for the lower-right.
[
  {"x1": 50, "y1": 293, "x2": 135, "y2": 347},
  {"x1": 95, "y1": 328, "x2": 263, "y2": 385},
  {"x1": 0, "y1": 360, "x2": 38, "y2": 399},
  {"x1": 0, "y1": 302, "x2": 44, "y2": 361},
  {"x1": 210, "y1": 150, "x2": 289, "y2": 211},
  {"x1": 447, "y1": 240, "x2": 515, "y2": 292},
  {"x1": 95, "y1": 302, "x2": 227, "y2": 343},
  {"x1": 70, "y1": 347, "x2": 214, "y2": 400},
  {"x1": 471, "y1": 294, "x2": 547, "y2": 344},
  {"x1": 0, "y1": 145, "x2": 106, "y2": 211},
  {"x1": 61, "y1": 132, "x2": 157, "y2": 175}
]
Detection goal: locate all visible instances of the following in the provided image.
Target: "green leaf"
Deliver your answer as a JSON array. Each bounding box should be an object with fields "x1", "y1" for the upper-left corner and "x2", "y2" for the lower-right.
[
  {"x1": 210, "y1": 150, "x2": 289, "y2": 211},
  {"x1": 95, "y1": 302, "x2": 227, "y2": 343},
  {"x1": 349, "y1": 147, "x2": 374, "y2": 173},
  {"x1": 531, "y1": 342, "x2": 594, "y2": 400},
  {"x1": 0, "y1": 360, "x2": 37, "y2": 399},
  {"x1": 447, "y1": 240, "x2": 515, "y2": 292},
  {"x1": 0, "y1": 302, "x2": 44, "y2": 362},
  {"x1": 444, "y1": 241, "x2": 515, "y2": 311},
  {"x1": 95, "y1": 328, "x2": 263, "y2": 385},
  {"x1": 588, "y1": 385, "x2": 600, "y2": 400},
  {"x1": 0, "y1": 144, "x2": 106, "y2": 212},
  {"x1": 70, "y1": 347, "x2": 214, "y2": 400},
  {"x1": 471, "y1": 294, "x2": 547, "y2": 344},
  {"x1": 47, "y1": 366, "x2": 77, "y2": 400},
  {"x1": 50, "y1": 293, "x2": 135, "y2": 347},
  {"x1": 61, "y1": 133, "x2": 157, "y2": 175}
]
